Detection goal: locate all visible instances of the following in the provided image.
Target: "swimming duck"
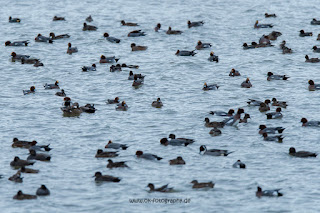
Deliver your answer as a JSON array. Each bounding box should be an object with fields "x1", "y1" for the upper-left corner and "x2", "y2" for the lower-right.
[
  {"x1": 169, "y1": 134, "x2": 195, "y2": 143},
  {"x1": 10, "y1": 156, "x2": 35, "y2": 168},
  {"x1": 35, "y1": 34, "x2": 53, "y2": 43},
  {"x1": 67, "y1": 43, "x2": 78, "y2": 54},
  {"x1": 256, "y1": 187, "x2": 283, "y2": 198},
  {"x1": 233, "y1": 160, "x2": 246, "y2": 169},
  {"x1": 267, "y1": 31, "x2": 282, "y2": 40},
  {"x1": 8, "y1": 171, "x2": 23, "y2": 183},
  {"x1": 80, "y1": 104, "x2": 96, "y2": 113},
  {"x1": 279, "y1": 41, "x2": 286, "y2": 49},
  {"x1": 110, "y1": 64, "x2": 122, "y2": 72},
  {"x1": 262, "y1": 133, "x2": 283, "y2": 142},
  {"x1": 160, "y1": 138, "x2": 192, "y2": 147},
  {"x1": 169, "y1": 156, "x2": 186, "y2": 165},
  {"x1": 188, "y1": 20, "x2": 204, "y2": 28},
  {"x1": 299, "y1": 30, "x2": 312, "y2": 37},
  {"x1": 12, "y1": 138, "x2": 35, "y2": 148},
  {"x1": 317, "y1": 34, "x2": 320, "y2": 40},
  {"x1": 247, "y1": 99, "x2": 270, "y2": 106},
  {"x1": 209, "y1": 109, "x2": 234, "y2": 116},
  {"x1": 61, "y1": 102, "x2": 82, "y2": 117},
  {"x1": 53, "y1": 16, "x2": 65, "y2": 21},
  {"x1": 36, "y1": 185, "x2": 50, "y2": 196},
  {"x1": 240, "y1": 113, "x2": 251, "y2": 123},
  {"x1": 11, "y1": 52, "x2": 30, "y2": 60},
  {"x1": 121, "y1": 20, "x2": 139, "y2": 26},
  {"x1": 282, "y1": 46, "x2": 292, "y2": 54},
  {"x1": 107, "y1": 97, "x2": 120, "y2": 104},
  {"x1": 271, "y1": 98, "x2": 287, "y2": 108},
  {"x1": 49, "y1": 32, "x2": 70, "y2": 40},
  {"x1": 127, "y1": 30, "x2": 146, "y2": 37},
  {"x1": 203, "y1": 82, "x2": 219, "y2": 91},
  {"x1": 259, "y1": 125, "x2": 285, "y2": 134},
  {"x1": 229, "y1": 68, "x2": 240, "y2": 76},
  {"x1": 195, "y1": 41, "x2": 212, "y2": 50},
  {"x1": 9, "y1": 16, "x2": 21, "y2": 23},
  {"x1": 154, "y1": 23, "x2": 161, "y2": 32},
  {"x1": 27, "y1": 150, "x2": 51, "y2": 161},
  {"x1": 207, "y1": 51, "x2": 219, "y2": 62},
  {"x1": 13, "y1": 191, "x2": 37, "y2": 200},
  {"x1": 103, "y1": 33, "x2": 120, "y2": 43},
  {"x1": 82, "y1": 64, "x2": 96, "y2": 71},
  {"x1": 267, "y1": 72, "x2": 289, "y2": 80},
  {"x1": 128, "y1": 71, "x2": 145, "y2": 80},
  {"x1": 289, "y1": 147, "x2": 317, "y2": 157},
  {"x1": 191, "y1": 180, "x2": 214, "y2": 189},
  {"x1": 241, "y1": 78, "x2": 252, "y2": 88},
  {"x1": 105, "y1": 140, "x2": 128, "y2": 150},
  {"x1": 305, "y1": 55, "x2": 319, "y2": 63},
  {"x1": 29, "y1": 141, "x2": 51, "y2": 152},
  {"x1": 308, "y1": 80, "x2": 320, "y2": 90},
  {"x1": 301, "y1": 118, "x2": 320, "y2": 127},
  {"x1": 224, "y1": 108, "x2": 245, "y2": 126},
  {"x1": 311, "y1": 18, "x2": 320, "y2": 25},
  {"x1": 21, "y1": 58, "x2": 41, "y2": 65},
  {"x1": 131, "y1": 43, "x2": 148, "y2": 51},
  {"x1": 242, "y1": 43, "x2": 256, "y2": 49},
  {"x1": 199, "y1": 145, "x2": 233, "y2": 156},
  {"x1": 116, "y1": 101, "x2": 128, "y2": 111},
  {"x1": 5, "y1": 40, "x2": 29, "y2": 46},
  {"x1": 136, "y1": 151, "x2": 162, "y2": 160},
  {"x1": 44, "y1": 81, "x2": 59, "y2": 89},
  {"x1": 312, "y1": 46, "x2": 320, "y2": 53},
  {"x1": 204, "y1": 118, "x2": 225, "y2": 128},
  {"x1": 132, "y1": 75, "x2": 143, "y2": 87},
  {"x1": 147, "y1": 183, "x2": 173, "y2": 192},
  {"x1": 176, "y1": 50, "x2": 196, "y2": 56},
  {"x1": 55, "y1": 89, "x2": 66, "y2": 97},
  {"x1": 86, "y1": 15, "x2": 93, "y2": 22},
  {"x1": 209, "y1": 127, "x2": 222, "y2": 136},
  {"x1": 259, "y1": 35, "x2": 271, "y2": 45},
  {"x1": 266, "y1": 107, "x2": 282, "y2": 119},
  {"x1": 152, "y1": 98, "x2": 163, "y2": 108},
  {"x1": 107, "y1": 159, "x2": 129, "y2": 168},
  {"x1": 83, "y1": 23, "x2": 97, "y2": 31},
  {"x1": 121, "y1": 63, "x2": 139, "y2": 69},
  {"x1": 166, "y1": 27, "x2": 183, "y2": 35},
  {"x1": 100, "y1": 55, "x2": 119, "y2": 63},
  {"x1": 23, "y1": 86, "x2": 35, "y2": 95},
  {"x1": 254, "y1": 20, "x2": 273, "y2": 28},
  {"x1": 19, "y1": 166, "x2": 39, "y2": 174},
  {"x1": 95, "y1": 149, "x2": 119, "y2": 158},
  {"x1": 265, "y1": 13, "x2": 276, "y2": 18},
  {"x1": 94, "y1": 172, "x2": 121, "y2": 182}
]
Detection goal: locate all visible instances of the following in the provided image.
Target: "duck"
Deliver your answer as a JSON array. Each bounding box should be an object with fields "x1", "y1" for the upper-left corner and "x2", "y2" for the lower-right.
[
  {"x1": 67, "y1": 43, "x2": 78, "y2": 54},
  {"x1": 301, "y1": 118, "x2": 320, "y2": 127},
  {"x1": 267, "y1": 31, "x2": 282, "y2": 40},
  {"x1": 271, "y1": 98, "x2": 287, "y2": 108},
  {"x1": 29, "y1": 141, "x2": 51, "y2": 152},
  {"x1": 317, "y1": 34, "x2": 320, "y2": 40},
  {"x1": 8, "y1": 171, "x2": 23, "y2": 183},
  {"x1": 247, "y1": 99, "x2": 270, "y2": 107},
  {"x1": 33, "y1": 60, "x2": 43, "y2": 67},
  {"x1": 207, "y1": 52, "x2": 219, "y2": 62},
  {"x1": 232, "y1": 160, "x2": 246, "y2": 169},
  {"x1": 266, "y1": 107, "x2": 282, "y2": 119},
  {"x1": 259, "y1": 125, "x2": 285, "y2": 134},
  {"x1": 154, "y1": 23, "x2": 161, "y2": 32},
  {"x1": 131, "y1": 43, "x2": 147, "y2": 51},
  {"x1": 176, "y1": 50, "x2": 196, "y2": 56},
  {"x1": 12, "y1": 138, "x2": 35, "y2": 148},
  {"x1": 95, "y1": 149, "x2": 119, "y2": 158},
  {"x1": 199, "y1": 145, "x2": 233, "y2": 156},
  {"x1": 229, "y1": 68, "x2": 240, "y2": 76},
  {"x1": 105, "y1": 140, "x2": 128, "y2": 150},
  {"x1": 5, "y1": 40, "x2": 29, "y2": 46},
  {"x1": 204, "y1": 118, "x2": 225, "y2": 128},
  {"x1": 61, "y1": 103, "x2": 82, "y2": 117},
  {"x1": 254, "y1": 20, "x2": 273, "y2": 28},
  {"x1": 282, "y1": 46, "x2": 292, "y2": 54},
  {"x1": 49, "y1": 32, "x2": 70, "y2": 40},
  {"x1": 94, "y1": 172, "x2": 121, "y2": 182},
  {"x1": 21, "y1": 58, "x2": 41, "y2": 65},
  {"x1": 242, "y1": 43, "x2": 256, "y2": 49},
  {"x1": 44, "y1": 81, "x2": 59, "y2": 89},
  {"x1": 103, "y1": 33, "x2": 120, "y2": 43},
  {"x1": 209, "y1": 109, "x2": 234, "y2": 116},
  {"x1": 13, "y1": 191, "x2": 37, "y2": 200},
  {"x1": 11, "y1": 52, "x2": 30, "y2": 61},
  {"x1": 191, "y1": 180, "x2": 214, "y2": 189},
  {"x1": 209, "y1": 127, "x2": 222, "y2": 136},
  {"x1": 107, "y1": 97, "x2": 120, "y2": 104},
  {"x1": 289, "y1": 147, "x2": 317, "y2": 157},
  {"x1": 240, "y1": 113, "x2": 251, "y2": 123},
  {"x1": 9, "y1": 16, "x2": 21, "y2": 23},
  {"x1": 259, "y1": 35, "x2": 271, "y2": 45},
  {"x1": 82, "y1": 64, "x2": 96, "y2": 71},
  {"x1": 86, "y1": 15, "x2": 93, "y2": 22},
  {"x1": 116, "y1": 101, "x2": 128, "y2": 111},
  {"x1": 147, "y1": 183, "x2": 173, "y2": 192},
  {"x1": 35, "y1": 34, "x2": 53, "y2": 43},
  {"x1": 100, "y1": 55, "x2": 119, "y2": 63},
  {"x1": 169, "y1": 156, "x2": 185, "y2": 165},
  {"x1": 195, "y1": 41, "x2": 211, "y2": 50},
  {"x1": 265, "y1": 13, "x2": 276, "y2": 18},
  {"x1": 299, "y1": 30, "x2": 312, "y2": 37},
  {"x1": 203, "y1": 82, "x2": 219, "y2": 91},
  {"x1": 121, "y1": 63, "x2": 139, "y2": 69},
  {"x1": 127, "y1": 30, "x2": 146, "y2": 37},
  {"x1": 80, "y1": 104, "x2": 96, "y2": 113},
  {"x1": 152, "y1": 98, "x2": 163, "y2": 108},
  {"x1": 166, "y1": 27, "x2": 183, "y2": 35},
  {"x1": 128, "y1": 71, "x2": 145, "y2": 80},
  {"x1": 27, "y1": 150, "x2": 51, "y2": 161},
  {"x1": 53, "y1": 16, "x2": 65, "y2": 21},
  {"x1": 136, "y1": 151, "x2": 162, "y2": 160},
  {"x1": 262, "y1": 133, "x2": 284, "y2": 142},
  {"x1": 259, "y1": 103, "x2": 270, "y2": 112},
  {"x1": 312, "y1": 46, "x2": 320, "y2": 53},
  {"x1": 10, "y1": 156, "x2": 35, "y2": 168},
  {"x1": 256, "y1": 187, "x2": 283, "y2": 198},
  {"x1": 160, "y1": 138, "x2": 192, "y2": 147},
  {"x1": 23, "y1": 86, "x2": 35, "y2": 95},
  {"x1": 55, "y1": 89, "x2": 66, "y2": 97},
  {"x1": 110, "y1": 64, "x2": 122, "y2": 72},
  {"x1": 188, "y1": 20, "x2": 204, "y2": 28},
  {"x1": 169, "y1": 134, "x2": 194, "y2": 143},
  {"x1": 19, "y1": 166, "x2": 39, "y2": 174},
  {"x1": 279, "y1": 40, "x2": 286, "y2": 49},
  {"x1": 132, "y1": 75, "x2": 143, "y2": 87},
  {"x1": 121, "y1": 20, "x2": 138, "y2": 26},
  {"x1": 107, "y1": 159, "x2": 129, "y2": 168},
  {"x1": 36, "y1": 185, "x2": 50, "y2": 196},
  {"x1": 224, "y1": 108, "x2": 245, "y2": 126},
  {"x1": 241, "y1": 78, "x2": 252, "y2": 88},
  {"x1": 83, "y1": 23, "x2": 97, "y2": 31},
  {"x1": 308, "y1": 80, "x2": 320, "y2": 90}
]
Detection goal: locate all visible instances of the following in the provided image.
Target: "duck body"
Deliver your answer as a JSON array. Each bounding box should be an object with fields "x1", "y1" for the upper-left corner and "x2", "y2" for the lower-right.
[
  {"x1": 83, "y1": 23, "x2": 97, "y2": 31},
  {"x1": 95, "y1": 149, "x2": 118, "y2": 158},
  {"x1": 107, "y1": 160, "x2": 129, "y2": 168},
  {"x1": 267, "y1": 72, "x2": 289, "y2": 80},
  {"x1": 199, "y1": 145, "x2": 233, "y2": 156},
  {"x1": 148, "y1": 183, "x2": 173, "y2": 192},
  {"x1": 136, "y1": 151, "x2": 162, "y2": 160},
  {"x1": 27, "y1": 150, "x2": 51, "y2": 161},
  {"x1": 80, "y1": 104, "x2": 96, "y2": 113},
  {"x1": 13, "y1": 191, "x2": 37, "y2": 200},
  {"x1": 36, "y1": 185, "x2": 50, "y2": 196},
  {"x1": 256, "y1": 187, "x2": 282, "y2": 198},
  {"x1": 100, "y1": 56, "x2": 119, "y2": 63},
  {"x1": 82, "y1": 64, "x2": 96, "y2": 71},
  {"x1": 169, "y1": 157, "x2": 185, "y2": 165},
  {"x1": 233, "y1": 160, "x2": 246, "y2": 168},
  {"x1": 289, "y1": 147, "x2": 317, "y2": 157},
  {"x1": 49, "y1": 33, "x2": 70, "y2": 40},
  {"x1": 5, "y1": 40, "x2": 29, "y2": 46},
  {"x1": 188, "y1": 20, "x2": 204, "y2": 28},
  {"x1": 128, "y1": 30, "x2": 146, "y2": 37},
  {"x1": 191, "y1": 180, "x2": 214, "y2": 189},
  {"x1": 105, "y1": 141, "x2": 128, "y2": 150},
  {"x1": 35, "y1": 34, "x2": 53, "y2": 43},
  {"x1": 94, "y1": 172, "x2": 121, "y2": 182}
]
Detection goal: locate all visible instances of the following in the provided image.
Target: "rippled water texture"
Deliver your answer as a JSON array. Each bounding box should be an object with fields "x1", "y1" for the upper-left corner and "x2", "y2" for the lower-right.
[{"x1": 2, "y1": 0, "x2": 320, "y2": 212}]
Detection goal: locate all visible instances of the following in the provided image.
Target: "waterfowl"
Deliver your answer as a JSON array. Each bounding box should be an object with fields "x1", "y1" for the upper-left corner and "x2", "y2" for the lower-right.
[
  {"x1": 128, "y1": 71, "x2": 145, "y2": 80},
  {"x1": 265, "y1": 13, "x2": 276, "y2": 18},
  {"x1": 44, "y1": 81, "x2": 59, "y2": 89},
  {"x1": 67, "y1": 43, "x2": 78, "y2": 54},
  {"x1": 11, "y1": 52, "x2": 30, "y2": 60},
  {"x1": 121, "y1": 63, "x2": 139, "y2": 69},
  {"x1": 27, "y1": 150, "x2": 51, "y2": 161},
  {"x1": 35, "y1": 34, "x2": 53, "y2": 43},
  {"x1": 61, "y1": 102, "x2": 82, "y2": 117},
  {"x1": 9, "y1": 16, "x2": 21, "y2": 23},
  {"x1": 262, "y1": 133, "x2": 283, "y2": 142},
  {"x1": 154, "y1": 23, "x2": 161, "y2": 32},
  {"x1": 107, "y1": 159, "x2": 129, "y2": 168},
  {"x1": 94, "y1": 172, "x2": 121, "y2": 182},
  {"x1": 204, "y1": 118, "x2": 225, "y2": 128},
  {"x1": 241, "y1": 78, "x2": 252, "y2": 88},
  {"x1": 169, "y1": 134, "x2": 195, "y2": 143},
  {"x1": 242, "y1": 43, "x2": 256, "y2": 49},
  {"x1": 82, "y1": 64, "x2": 96, "y2": 71},
  {"x1": 49, "y1": 32, "x2": 70, "y2": 40},
  {"x1": 259, "y1": 35, "x2": 271, "y2": 45},
  {"x1": 188, "y1": 20, "x2": 204, "y2": 28},
  {"x1": 209, "y1": 109, "x2": 234, "y2": 117},
  {"x1": 280, "y1": 40, "x2": 286, "y2": 49},
  {"x1": 152, "y1": 98, "x2": 163, "y2": 108},
  {"x1": 23, "y1": 86, "x2": 35, "y2": 95},
  {"x1": 195, "y1": 40, "x2": 212, "y2": 50},
  {"x1": 95, "y1": 149, "x2": 119, "y2": 158},
  {"x1": 176, "y1": 50, "x2": 196, "y2": 56},
  {"x1": 19, "y1": 166, "x2": 39, "y2": 174},
  {"x1": 207, "y1": 51, "x2": 219, "y2": 62},
  {"x1": 107, "y1": 97, "x2": 120, "y2": 104},
  {"x1": 36, "y1": 185, "x2": 50, "y2": 196},
  {"x1": 21, "y1": 58, "x2": 41, "y2": 65},
  {"x1": 308, "y1": 80, "x2": 320, "y2": 90},
  {"x1": 105, "y1": 140, "x2": 128, "y2": 150},
  {"x1": 8, "y1": 171, "x2": 23, "y2": 183},
  {"x1": 86, "y1": 15, "x2": 93, "y2": 22},
  {"x1": 203, "y1": 82, "x2": 219, "y2": 91},
  {"x1": 135, "y1": 151, "x2": 162, "y2": 160},
  {"x1": 301, "y1": 118, "x2": 320, "y2": 127},
  {"x1": 191, "y1": 180, "x2": 214, "y2": 189},
  {"x1": 53, "y1": 16, "x2": 65, "y2": 21},
  {"x1": 166, "y1": 27, "x2": 183, "y2": 35},
  {"x1": 266, "y1": 107, "x2": 282, "y2": 119},
  {"x1": 132, "y1": 75, "x2": 143, "y2": 87},
  {"x1": 233, "y1": 160, "x2": 246, "y2": 169},
  {"x1": 110, "y1": 64, "x2": 122, "y2": 72},
  {"x1": 267, "y1": 72, "x2": 289, "y2": 81},
  {"x1": 160, "y1": 138, "x2": 192, "y2": 147},
  {"x1": 99, "y1": 55, "x2": 119, "y2": 63},
  {"x1": 312, "y1": 46, "x2": 320, "y2": 53},
  {"x1": 254, "y1": 20, "x2": 273, "y2": 28},
  {"x1": 317, "y1": 34, "x2": 320, "y2": 40},
  {"x1": 83, "y1": 23, "x2": 97, "y2": 31},
  {"x1": 169, "y1": 156, "x2": 185, "y2": 165},
  {"x1": 259, "y1": 125, "x2": 285, "y2": 134},
  {"x1": 116, "y1": 101, "x2": 128, "y2": 111},
  {"x1": 147, "y1": 183, "x2": 173, "y2": 192},
  {"x1": 29, "y1": 141, "x2": 51, "y2": 152},
  {"x1": 55, "y1": 89, "x2": 66, "y2": 97},
  {"x1": 103, "y1": 33, "x2": 120, "y2": 43},
  {"x1": 282, "y1": 46, "x2": 292, "y2": 54},
  {"x1": 247, "y1": 99, "x2": 270, "y2": 106},
  {"x1": 12, "y1": 138, "x2": 35, "y2": 148},
  {"x1": 289, "y1": 147, "x2": 317, "y2": 157},
  {"x1": 5, "y1": 40, "x2": 29, "y2": 46},
  {"x1": 224, "y1": 108, "x2": 245, "y2": 126},
  {"x1": 79, "y1": 104, "x2": 96, "y2": 113},
  {"x1": 271, "y1": 98, "x2": 287, "y2": 108},
  {"x1": 240, "y1": 113, "x2": 251, "y2": 123},
  {"x1": 299, "y1": 30, "x2": 312, "y2": 37},
  {"x1": 131, "y1": 43, "x2": 148, "y2": 51},
  {"x1": 13, "y1": 191, "x2": 37, "y2": 200},
  {"x1": 312, "y1": 18, "x2": 320, "y2": 25},
  {"x1": 209, "y1": 127, "x2": 222, "y2": 136},
  {"x1": 10, "y1": 156, "x2": 35, "y2": 168},
  {"x1": 121, "y1": 20, "x2": 138, "y2": 26},
  {"x1": 256, "y1": 187, "x2": 283, "y2": 198},
  {"x1": 229, "y1": 68, "x2": 240, "y2": 76},
  {"x1": 267, "y1": 31, "x2": 282, "y2": 40},
  {"x1": 199, "y1": 145, "x2": 233, "y2": 156},
  {"x1": 127, "y1": 30, "x2": 146, "y2": 37}
]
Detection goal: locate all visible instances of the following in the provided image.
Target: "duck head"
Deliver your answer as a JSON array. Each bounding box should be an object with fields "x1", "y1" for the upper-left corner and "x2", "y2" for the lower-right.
[
  {"x1": 11, "y1": 52, "x2": 17, "y2": 57},
  {"x1": 121, "y1": 20, "x2": 125, "y2": 25},
  {"x1": 308, "y1": 80, "x2": 314, "y2": 85},
  {"x1": 157, "y1": 23, "x2": 161, "y2": 28},
  {"x1": 313, "y1": 46, "x2": 317, "y2": 50},
  {"x1": 187, "y1": 20, "x2": 191, "y2": 25},
  {"x1": 14, "y1": 156, "x2": 20, "y2": 161},
  {"x1": 301, "y1": 118, "x2": 308, "y2": 124},
  {"x1": 83, "y1": 23, "x2": 87, "y2": 27},
  {"x1": 107, "y1": 159, "x2": 113, "y2": 163},
  {"x1": 147, "y1": 183, "x2": 155, "y2": 190},
  {"x1": 94, "y1": 172, "x2": 102, "y2": 177},
  {"x1": 289, "y1": 147, "x2": 296, "y2": 154},
  {"x1": 131, "y1": 43, "x2": 136, "y2": 48},
  {"x1": 160, "y1": 138, "x2": 168, "y2": 146},
  {"x1": 204, "y1": 117, "x2": 210, "y2": 123},
  {"x1": 305, "y1": 55, "x2": 309, "y2": 60},
  {"x1": 175, "y1": 50, "x2": 180, "y2": 55},
  {"x1": 259, "y1": 125, "x2": 267, "y2": 130},
  {"x1": 97, "y1": 149, "x2": 103, "y2": 154},
  {"x1": 68, "y1": 43, "x2": 71, "y2": 47},
  {"x1": 190, "y1": 180, "x2": 198, "y2": 184},
  {"x1": 267, "y1": 72, "x2": 273, "y2": 76},
  {"x1": 210, "y1": 52, "x2": 214, "y2": 56},
  {"x1": 177, "y1": 156, "x2": 183, "y2": 161},
  {"x1": 103, "y1": 33, "x2": 109, "y2": 37},
  {"x1": 5, "y1": 41, "x2": 11, "y2": 46},
  {"x1": 199, "y1": 145, "x2": 207, "y2": 153},
  {"x1": 30, "y1": 86, "x2": 35, "y2": 91},
  {"x1": 168, "y1": 27, "x2": 172, "y2": 31},
  {"x1": 101, "y1": 55, "x2": 106, "y2": 59},
  {"x1": 136, "y1": 150, "x2": 143, "y2": 156},
  {"x1": 198, "y1": 40, "x2": 202, "y2": 45},
  {"x1": 243, "y1": 43, "x2": 248, "y2": 47},
  {"x1": 276, "y1": 107, "x2": 281, "y2": 112}
]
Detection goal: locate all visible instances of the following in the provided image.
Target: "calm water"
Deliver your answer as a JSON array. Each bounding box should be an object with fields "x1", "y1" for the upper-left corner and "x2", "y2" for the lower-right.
[{"x1": 1, "y1": 0, "x2": 320, "y2": 212}]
